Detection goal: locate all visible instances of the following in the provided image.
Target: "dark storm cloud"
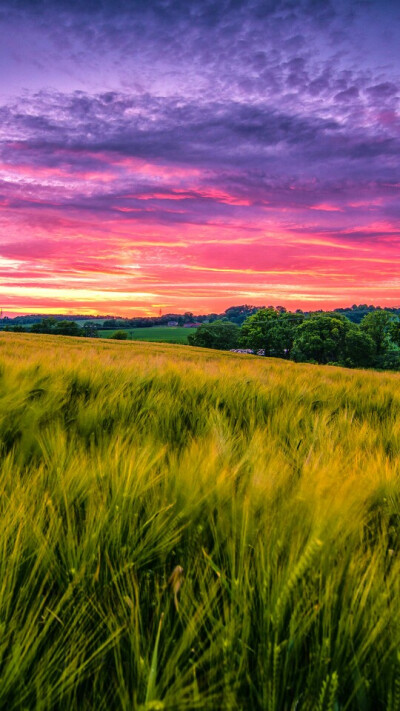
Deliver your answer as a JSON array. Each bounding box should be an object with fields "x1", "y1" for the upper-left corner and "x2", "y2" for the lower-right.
[
  {"x1": 2, "y1": 86, "x2": 399, "y2": 170},
  {"x1": 0, "y1": 91, "x2": 340, "y2": 166}
]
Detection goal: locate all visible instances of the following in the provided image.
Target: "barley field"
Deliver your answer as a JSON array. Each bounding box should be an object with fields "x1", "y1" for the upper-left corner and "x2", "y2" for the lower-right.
[{"x1": 0, "y1": 332, "x2": 400, "y2": 710}]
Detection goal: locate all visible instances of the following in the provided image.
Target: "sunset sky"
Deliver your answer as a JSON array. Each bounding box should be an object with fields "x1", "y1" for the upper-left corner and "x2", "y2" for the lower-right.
[{"x1": 0, "y1": 0, "x2": 399, "y2": 316}]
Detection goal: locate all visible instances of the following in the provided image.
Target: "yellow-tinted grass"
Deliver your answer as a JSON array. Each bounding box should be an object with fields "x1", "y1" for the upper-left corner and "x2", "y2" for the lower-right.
[{"x1": 0, "y1": 332, "x2": 400, "y2": 710}]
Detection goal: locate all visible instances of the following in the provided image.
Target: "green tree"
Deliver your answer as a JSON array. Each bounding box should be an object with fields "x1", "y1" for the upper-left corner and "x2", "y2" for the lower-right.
[
  {"x1": 239, "y1": 308, "x2": 278, "y2": 353},
  {"x1": 388, "y1": 317, "x2": 400, "y2": 348},
  {"x1": 111, "y1": 330, "x2": 128, "y2": 340},
  {"x1": 223, "y1": 305, "x2": 260, "y2": 325},
  {"x1": 360, "y1": 310, "x2": 396, "y2": 355},
  {"x1": 374, "y1": 349, "x2": 400, "y2": 370},
  {"x1": 83, "y1": 323, "x2": 98, "y2": 338},
  {"x1": 292, "y1": 315, "x2": 349, "y2": 364},
  {"x1": 54, "y1": 321, "x2": 82, "y2": 337},
  {"x1": 188, "y1": 320, "x2": 240, "y2": 350},
  {"x1": 342, "y1": 325, "x2": 375, "y2": 367},
  {"x1": 268, "y1": 312, "x2": 304, "y2": 358},
  {"x1": 292, "y1": 314, "x2": 375, "y2": 367},
  {"x1": 31, "y1": 318, "x2": 57, "y2": 334}
]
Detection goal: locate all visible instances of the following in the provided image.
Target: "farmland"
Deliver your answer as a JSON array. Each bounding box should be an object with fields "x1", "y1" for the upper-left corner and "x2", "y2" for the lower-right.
[
  {"x1": 97, "y1": 326, "x2": 196, "y2": 343},
  {"x1": 0, "y1": 332, "x2": 400, "y2": 709}
]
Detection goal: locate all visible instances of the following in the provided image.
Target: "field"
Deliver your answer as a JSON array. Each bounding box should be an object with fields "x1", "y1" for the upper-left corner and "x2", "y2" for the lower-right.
[
  {"x1": 97, "y1": 326, "x2": 195, "y2": 344},
  {"x1": 0, "y1": 332, "x2": 400, "y2": 710}
]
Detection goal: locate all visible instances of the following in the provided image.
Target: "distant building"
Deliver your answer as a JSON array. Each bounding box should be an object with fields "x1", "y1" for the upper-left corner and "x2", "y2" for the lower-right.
[
  {"x1": 167, "y1": 321, "x2": 179, "y2": 326},
  {"x1": 183, "y1": 323, "x2": 201, "y2": 328}
]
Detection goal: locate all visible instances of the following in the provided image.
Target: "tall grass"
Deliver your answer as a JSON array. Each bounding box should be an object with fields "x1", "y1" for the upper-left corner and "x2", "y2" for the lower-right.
[{"x1": 1, "y1": 332, "x2": 400, "y2": 709}]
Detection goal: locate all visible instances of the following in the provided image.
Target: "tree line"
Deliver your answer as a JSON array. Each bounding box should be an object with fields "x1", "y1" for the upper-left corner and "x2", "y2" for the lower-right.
[
  {"x1": 3, "y1": 306, "x2": 400, "y2": 370},
  {"x1": 2, "y1": 303, "x2": 400, "y2": 330},
  {"x1": 188, "y1": 308, "x2": 400, "y2": 370},
  {"x1": 2, "y1": 319, "x2": 98, "y2": 338}
]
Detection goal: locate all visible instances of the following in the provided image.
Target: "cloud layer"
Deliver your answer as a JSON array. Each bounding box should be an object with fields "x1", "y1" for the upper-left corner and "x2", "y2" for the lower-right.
[{"x1": 0, "y1": 0, "x2": 399, "y2": 314}]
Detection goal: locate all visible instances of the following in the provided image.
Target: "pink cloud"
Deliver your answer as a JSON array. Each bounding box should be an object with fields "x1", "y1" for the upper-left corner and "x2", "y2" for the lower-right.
[{"x1": 310, "y1": 204, "x2": 343, "y2": 212}]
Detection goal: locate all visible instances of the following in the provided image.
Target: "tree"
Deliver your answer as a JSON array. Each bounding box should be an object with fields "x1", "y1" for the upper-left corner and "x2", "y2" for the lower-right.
[
  {"x1": 268, "y1": 312, "x2": 304, "y2": 358},
  {"x1": 239, "y1": 308, "x2": 279, "y2": 353},
  {"x1": 30, "y1": 319, "x2": 82, "y2": 337},
  {"x1": 388, "y1": 318, "x2": 400, "y2": 348},
  {"x1": 111, "y1": 330, "x2": 128, "y2": 340},
  {"x1": 183, "y1": 312, "x2": 194, "y2": 324},
  {"x1": 292, "y1": 314, "x2": 349, "y2": 364},
  {"x1": 31, "y1": 318, "x2": 57, "y2": 334},
  {"x1": 360, "y1": 310, "x2": 396, "y2": 355},
  {"x1": 342, "y1": 325, "x2": 375, "y2": 368},
  {"x1": 54, "y1": 321, "x2": 82, "y2": 337},
  {"x1": 83, "y1": 323, "x2": 98, "y2": 337},
  {"x1": 188, "y1": 320, "x2": 240, "y2": 350},
  {"x1": 292, "y1": 314, "x2": 375, "y2": 368},
  {"x1": 223, "y1": 305, "x2": 261, "y2": 325}
]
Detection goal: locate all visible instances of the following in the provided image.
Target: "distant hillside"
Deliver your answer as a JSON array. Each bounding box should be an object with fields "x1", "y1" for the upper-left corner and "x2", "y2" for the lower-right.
[{"x1": 2, "y1": 303, "x2": 399, "y2": 329}]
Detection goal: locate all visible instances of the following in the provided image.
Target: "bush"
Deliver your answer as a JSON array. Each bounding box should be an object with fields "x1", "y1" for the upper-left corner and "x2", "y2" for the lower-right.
[
  {"x1": 111, "y1": 330, "x2": 128, "y2": 340},
  {"x1": 374, "y1": 349, "x2": 400, "y2": 370}
]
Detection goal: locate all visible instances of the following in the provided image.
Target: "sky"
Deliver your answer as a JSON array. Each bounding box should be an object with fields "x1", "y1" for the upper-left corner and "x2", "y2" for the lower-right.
[{"x1": 0, "y1": 0, "x2": 399, "y2": 316}]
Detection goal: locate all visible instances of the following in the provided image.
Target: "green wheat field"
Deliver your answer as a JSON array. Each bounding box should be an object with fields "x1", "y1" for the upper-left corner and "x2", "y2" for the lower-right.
[
  {"x1": 1, "y1": 332, "x2": 400, "y2": 710},
  {"x1": 97, "y1": 326, "x2": 193, "y2": 344}
]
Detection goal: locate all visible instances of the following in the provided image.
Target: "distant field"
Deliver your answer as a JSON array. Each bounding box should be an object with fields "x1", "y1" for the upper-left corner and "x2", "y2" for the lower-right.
[
  {"x1": 98, "y1": 325, "x2": 196, "y2": 343},
  {"x1": 1, "y1": 331, "x2": 400, "y2": 709},
  {"x1": 75, "y1": 319, "x2": 107, "y2": 327}
]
